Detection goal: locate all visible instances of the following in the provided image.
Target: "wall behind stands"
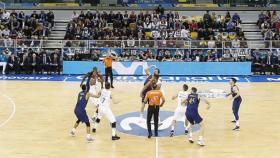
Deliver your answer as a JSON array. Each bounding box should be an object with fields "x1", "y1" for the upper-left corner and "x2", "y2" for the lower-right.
[{"x1": 63, "y1": 61, "x2": 251, "y2": 75}]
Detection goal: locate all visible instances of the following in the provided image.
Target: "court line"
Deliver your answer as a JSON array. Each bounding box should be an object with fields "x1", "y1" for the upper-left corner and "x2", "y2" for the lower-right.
[
  {"x1": 0, "y1": 94, "x2": 16, "y2": 128},
  {"x1": 155, "y1": 137, "x2": 159, "y2": 158},
  {"x1": 63, "y1": 76, "x2": 69, "y2": 82},
  {"x1": 245, "y1": 77, "x2": 251, "y2": 83}
]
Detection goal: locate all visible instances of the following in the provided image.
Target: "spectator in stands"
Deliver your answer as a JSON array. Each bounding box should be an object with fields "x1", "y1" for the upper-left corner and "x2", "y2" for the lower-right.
[
  {"x1": 30, "y1": 53, "x2": 39, "y2": 74},
  {"x1": 0, "y1": 50, "x2": 8, "y2": 74},
  {"x1": 264, "y1": 29, "x2": 273, "y2": 48},
  {"x1": 271, "y1": 11, "x2": 279, "y2": 28},
  {"x1": 6, "y1": 53, "x2": 20, "y2": 74},
  {"x1": 264, "y1": 51, "x2": 278, "y2": 75},
  {"x1": 19, "y1": 51, "x2": 30, "y2": 74},
  {"x1": 225, "y1": 11, "x2": 231, "y2": 23},
  {"x1": 50, "y1": 49, "x2": 61, "y2": 75},
  {"x1": 155, "y1": 5, "x2": 164, "y2": 15},
  {"x1": 232, "y1": 13, "x2": 241, "y2": 23},
  {"x1": 173, "y1": 50, "x2": 183, "y2": 61}
]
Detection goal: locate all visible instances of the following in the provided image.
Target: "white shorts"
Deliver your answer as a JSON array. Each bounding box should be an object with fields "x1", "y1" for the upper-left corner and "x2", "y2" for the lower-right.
[
  {"x1": 90, "y1": 98, "x2": 100, "y2": 107},
  {"x1": 98, "y1": 106, "x2": 116, "y2": 123},
  {"x1": 173, "y1": 106, "x2": 186, "y2": 121}
]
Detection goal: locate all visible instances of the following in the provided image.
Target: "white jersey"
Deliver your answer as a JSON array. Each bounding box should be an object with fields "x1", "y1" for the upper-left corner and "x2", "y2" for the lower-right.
[
  {"x1": 89, "y1": 84, "x2": 101, "y2": 95},
  {"x1": 99, "y1": 89, "x2": 111, "y2": 107},
  {"x1": 177, "y1": 91, "x2": 189, "y2": 108},
  {"x1": 89, "y1": 84, "x2": 101, "y2": 106}
]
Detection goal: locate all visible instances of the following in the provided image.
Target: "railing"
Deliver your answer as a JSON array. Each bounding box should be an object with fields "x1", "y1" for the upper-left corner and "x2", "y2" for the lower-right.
[{"x1": 1, "y1": 39, "x2": 280, "y2": 58}]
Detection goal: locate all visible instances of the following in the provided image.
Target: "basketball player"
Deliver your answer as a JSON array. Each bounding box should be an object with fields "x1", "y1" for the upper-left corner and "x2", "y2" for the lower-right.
[
  {"x1": 80, "y1": 66, "x2": 104, "y2": 90},
  {"x1": 183, "y1": 87, "x2": 211, "y2": 146},
  {"x1": 144, "y1": 83, "x2": 165, "y2": 138},
  {"x1": 88, "y1": 78, "x2": 101, "y2": 127},
  {"x1": 139, "y1": 66, "x2": 161, "y2": 120},
  {"x1": 80, "y1": 66, "x2": 104, "y2": 123},
  {"x1": 69, "y1": 84, "x2": 94, "y2": 142},
  {"x1": 170, "y1": 84, "x2": 190, "y2": 137},
  {"x1": 226, "y1": 78, "x2": 242, "y2": 131},
  {"x1": 91, "y1": 82, "x2": 120, "y2": 141}
]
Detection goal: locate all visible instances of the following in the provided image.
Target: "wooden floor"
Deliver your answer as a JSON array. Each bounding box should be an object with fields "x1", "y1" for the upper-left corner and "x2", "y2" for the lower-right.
[{"x1": 0, "y1": 81, "x2": 280, "y2": 158}]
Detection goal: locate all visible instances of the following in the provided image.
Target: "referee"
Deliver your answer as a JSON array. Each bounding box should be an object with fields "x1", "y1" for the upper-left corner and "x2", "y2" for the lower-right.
[
  {"x1": 103, "y1": 52, "x2": 115, "y2": 88},
  {"x1": 144, "y1": 82, "x2": 165, "y2": 138}
]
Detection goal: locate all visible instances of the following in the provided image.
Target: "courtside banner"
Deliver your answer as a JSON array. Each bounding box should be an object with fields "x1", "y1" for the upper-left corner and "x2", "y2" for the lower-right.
[{"x1": 63, "y1": 61, "x2": 251, "y2": 75}]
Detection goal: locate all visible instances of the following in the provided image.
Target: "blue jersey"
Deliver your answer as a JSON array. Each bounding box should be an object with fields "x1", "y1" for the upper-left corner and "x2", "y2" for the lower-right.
[
  {"x1": 231, "y1": 85, "x2": 242, "y2": 100},
  {"x1": 186, "y1": 93, "x2": 200, "y2": 114},
  {"x1": 144, "y1": 75, "x2": 153, "y2": 85},
  {"x1": 75, "y1": 91, "x2": 88, "y2": 111}
]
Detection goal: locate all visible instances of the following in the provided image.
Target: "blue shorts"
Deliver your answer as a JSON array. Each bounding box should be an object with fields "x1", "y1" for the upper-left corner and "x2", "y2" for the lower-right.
[
  {"x1": 185, "y1": 112, "x2": 203, "y2": 125},
  {"x1": 75, "y1": 109, "x2": 89, "y2": 123}
]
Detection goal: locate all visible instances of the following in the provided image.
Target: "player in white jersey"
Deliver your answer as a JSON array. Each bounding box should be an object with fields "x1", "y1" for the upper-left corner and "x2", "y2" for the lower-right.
[
  {"x1": 91, "y1": 82, "x2": 120, "y2": 141},
  {"x1": 170, "y1": 84, "x2": 190, "y2": 137},
  {"x1": 89, "y1": 78, "x2": 101, "y2": 124}
]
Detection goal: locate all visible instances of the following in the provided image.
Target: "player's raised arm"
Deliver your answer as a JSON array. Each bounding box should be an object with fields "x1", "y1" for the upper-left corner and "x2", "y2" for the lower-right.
[
  {"x1": 97, "y1": 71, "x2": 104, "y2": 88},
  {"x1": 144, "y1": 65, "x2": 157, "y2": 76},
  {"x1": 80, "y1": 72, "x2": 90, "y2": 87}
]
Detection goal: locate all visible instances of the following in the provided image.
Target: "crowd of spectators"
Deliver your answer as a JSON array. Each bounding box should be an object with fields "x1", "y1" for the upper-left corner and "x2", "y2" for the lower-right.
[
  {"x1": 0, "y1": 48, "x2": 62, "y2": 75},
  {"x1": 257, "y1": 11, "x2": 280, "y2": 48},
  {"x1": 64, "y1": 10, "x2": 245, "y2": 44},
  {"x1": 0, "y1": 9, "x2": 54, "y2": 47}
]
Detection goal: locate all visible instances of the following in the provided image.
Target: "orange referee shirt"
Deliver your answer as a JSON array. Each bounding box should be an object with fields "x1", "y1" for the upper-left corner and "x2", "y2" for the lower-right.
[
  {"x1": 144, "y1": 90, "x2": 163, "y2": 106},
  {"x1": 103, "y1": 57, "x2": 113, "y2": 68}
]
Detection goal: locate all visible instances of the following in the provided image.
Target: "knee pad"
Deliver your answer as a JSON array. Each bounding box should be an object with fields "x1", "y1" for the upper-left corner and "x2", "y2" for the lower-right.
[
  {"x1": 76, "y1": 120, "x2": 81, "y2": 124},
  {"x1": 111, "y1": 122, "x2": 116, "y2": 128},
  {"x1": 96, "y1": 109, "x2": 99, "y2": 113},
  {"x1": 85, "y1": 122, "x2": 90, "y2": 127},
  {"x1": 96, "y1": 118, "x2": 101, "y2": 123}
]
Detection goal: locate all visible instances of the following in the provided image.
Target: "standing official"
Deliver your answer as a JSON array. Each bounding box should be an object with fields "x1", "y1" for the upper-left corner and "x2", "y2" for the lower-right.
[
  {"x1": 144, "y1": 83, "x2": 165, "y2": 138},
  {"x1": 103, "y1": 52, "x2": 115, "y2": 88}
]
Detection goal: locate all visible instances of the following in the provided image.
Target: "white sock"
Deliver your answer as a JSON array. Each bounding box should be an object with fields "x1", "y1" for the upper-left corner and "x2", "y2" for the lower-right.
[
  {"x1": 112, "y1": 128, "x2": 116, "y2": 136},
  {"x1": 93, "y1": 112, "x2": 97, "y2": 118},
  {"x1": 93, "y1": 123, "x2": 98, "y2": 129},
  {"x1": 199, "y1": 136, "x2": 203, "y2": 141},
  {"x1": 189, "y1": 132, "x2": 192, "y2": 138},
  {"x1": 71, "y1": 128, "x2": 76, "y2": 132},
  {"x1": 87, "y1": 134, "x2": 91, "y2": 138},
  {"x1": 236, "y1": 120, "x2": 240, "y2": 127},
  {"x1": 171, "y1": 126, "x2": 175, "y2": 131}
]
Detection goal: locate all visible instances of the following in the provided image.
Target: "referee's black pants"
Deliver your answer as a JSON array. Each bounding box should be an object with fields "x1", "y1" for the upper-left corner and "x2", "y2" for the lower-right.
[
  {"x1": 105, "y1": 67, "x2": 113, "y2": 86},
  {"x1": 147, "y1": 105, "x2": 160, "y2": 136}
]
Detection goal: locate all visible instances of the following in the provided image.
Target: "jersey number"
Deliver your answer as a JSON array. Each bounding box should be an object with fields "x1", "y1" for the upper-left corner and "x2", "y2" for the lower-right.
[
  {"x1": 101, "y1": 98, "x2": 105, "y2": 103},
  {"x1": 189, "y1": 98, "x2": 195, "y2": 104}
]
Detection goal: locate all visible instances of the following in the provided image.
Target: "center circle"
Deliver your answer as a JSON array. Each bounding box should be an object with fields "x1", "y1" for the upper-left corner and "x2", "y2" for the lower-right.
[{"x1": 116, "y1": 111, "x2": 187, "y2": 137}]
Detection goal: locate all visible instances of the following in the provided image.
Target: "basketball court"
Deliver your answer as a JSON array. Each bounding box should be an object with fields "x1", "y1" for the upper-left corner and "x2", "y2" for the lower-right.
[{"x1": 0, "y1": 77, "x2": 280, "y2": 158}]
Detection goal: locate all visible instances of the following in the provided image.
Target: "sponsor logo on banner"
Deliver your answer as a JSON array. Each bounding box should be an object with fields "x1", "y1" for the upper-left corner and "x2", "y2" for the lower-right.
[
  {"x1": 267, "y1": 77, "x2": 280, "y2": 81},
  {"x1": 112, "y1": 62, "x2": 149, "y2": 75}
]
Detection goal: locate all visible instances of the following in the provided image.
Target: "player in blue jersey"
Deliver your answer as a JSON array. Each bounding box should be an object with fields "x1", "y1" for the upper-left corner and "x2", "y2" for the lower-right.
[
  {"x1": 69, "y1": 84, "x2": 94, "y2": 142},
  {"x1": 226, "y1": 78, "x2": 242, "y2": 131},
  {"x1": 139, "y1": 66, "x2": 161, "y2": 120},
  {"x1": 182, "y1": 87, "x2": 211, "y2": 146}
]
